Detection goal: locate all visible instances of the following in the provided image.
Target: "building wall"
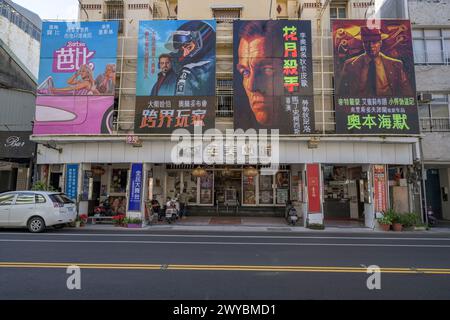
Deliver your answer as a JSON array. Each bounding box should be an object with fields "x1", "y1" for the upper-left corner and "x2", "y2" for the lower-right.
[
  {"x1": 0, "y1": 88, "x2": 35, "y2": 131},
  {"x1": 0, "y1": 15, "x2": 40, "y2": 79},
  {"x1": 409, "y1": 0, "x2": 450, "y2": 25}
]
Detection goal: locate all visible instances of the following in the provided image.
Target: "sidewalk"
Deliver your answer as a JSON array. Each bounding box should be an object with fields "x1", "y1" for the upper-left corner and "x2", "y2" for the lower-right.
[{"x1": 78, "y1": 216, "x2": 450, "y2": 234}]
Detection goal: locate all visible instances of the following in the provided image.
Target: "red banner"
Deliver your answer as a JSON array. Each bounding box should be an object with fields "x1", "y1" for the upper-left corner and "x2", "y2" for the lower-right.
[
  {"x1": 307, "y1": 164, "x2": 321, "y2": 213},
  {"x1": 373, "y1": 165, "x2": 387, "y2": 213}
]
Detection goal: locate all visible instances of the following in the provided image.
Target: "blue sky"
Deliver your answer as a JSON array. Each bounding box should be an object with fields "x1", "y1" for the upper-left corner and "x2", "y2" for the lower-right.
[{"x1": 13, "y1": 0, "x2": 79, "y2": 20}]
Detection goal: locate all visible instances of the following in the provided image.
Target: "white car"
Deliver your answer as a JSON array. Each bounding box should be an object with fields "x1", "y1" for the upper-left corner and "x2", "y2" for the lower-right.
[{"x1": 0, "y1": 191, "x2": 77, "y2": 233}]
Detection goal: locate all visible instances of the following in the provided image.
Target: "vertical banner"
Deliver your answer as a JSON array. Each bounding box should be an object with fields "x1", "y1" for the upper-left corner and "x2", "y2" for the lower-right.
[
  {"x1": 373, "y1": 165, "x2": 387, "y2": 213},
  {"x1": 65, "y1": 164, "x2": 79, "y2": 201},
  {"x1": 135, "y1": 20, "x2": 216, "y2": 134},
  {"x1": 332, "y1": 20, "x2": 419, "y2": 134},
  {"x1": 128, "y1": 164, "x2": 143, "y2": 211},
  {"x1": 307, "y1": 164, "x2": 321, "y2": 213},
  {"x1": 233, "y1": 20, "x2": 315, "y2": 134},
  {"x1": 34, "y1": 21, "x2": 118, "y2": 135}
]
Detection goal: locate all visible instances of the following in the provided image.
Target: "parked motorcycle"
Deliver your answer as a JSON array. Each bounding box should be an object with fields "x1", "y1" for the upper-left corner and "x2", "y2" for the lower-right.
[
  {"x1": 427, "y1": 206, "x2": 438, "y2": 226},
  {"x1": 94, "y1": 198, "x2": 113, "y2": 216},
  {"x1": 285, "y1": 201, "x2": 299, "y2": 226},
  {"x1": 165, "y1": 198, "x2": 179, "y2": 224}
]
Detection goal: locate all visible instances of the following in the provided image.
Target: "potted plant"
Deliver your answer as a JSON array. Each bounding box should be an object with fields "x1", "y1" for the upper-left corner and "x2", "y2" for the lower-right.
[
  {"x1": 401, "y1": 213, "x2": 421, "y2": 231},
  {"x1": 112, "y1": 214, "x2": 126, "y2": 227},
  {"x1": 79, "y1": 214, "x2": 88, "y2": 227},
  {"x1": 377, "y1": 213, "x2": 393, "y2": 231},
  {"x1": 74, "y1": 216, "x2": 81, "y2": 228},
  {"x1": 127, "y1": 218, "x2": 143, "y2": 229},
  {"x1": 391, "y1": 212, "x2": 403, "y2": 232}
]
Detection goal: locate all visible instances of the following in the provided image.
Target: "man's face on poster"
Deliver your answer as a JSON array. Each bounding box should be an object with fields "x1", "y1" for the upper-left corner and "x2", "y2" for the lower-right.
[
  {"x1": 363, "y1": 40, "x2": 382, "y2": 58},
  {"x1": 237, "y1": 36, "x2": 277, "y2": 126},
  {"x1": 159, "y1": 57, "x2": 172, "y2": 74}
]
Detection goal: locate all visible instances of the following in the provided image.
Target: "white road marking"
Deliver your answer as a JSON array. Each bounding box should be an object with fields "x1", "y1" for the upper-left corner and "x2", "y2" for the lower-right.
[{"x1": 1, "y1": 239, "x2": 450, "y2": 248}]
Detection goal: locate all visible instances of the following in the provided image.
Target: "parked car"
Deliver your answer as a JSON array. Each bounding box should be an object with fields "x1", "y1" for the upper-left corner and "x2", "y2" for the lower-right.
[{"x1": 0, "y1": 191, "x2": 77, "y2": 233}]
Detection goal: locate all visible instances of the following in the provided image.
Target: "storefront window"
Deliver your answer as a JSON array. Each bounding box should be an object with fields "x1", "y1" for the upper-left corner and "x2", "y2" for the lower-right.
[
  {"x1": 259, "y1": 175, "x2": 273, "y2": 204},
  {"x1": 275, "y1": 172, "x2": 290, "y2": 204},
  {"x1": 111, "y1": 169, "x2": 127, "y2": 194},
  {"x1": 166, "y1": 171, "x2": 181, "y2": 199},
  {"x1": 184, "y1": 172, "x2": 198, "y2": 204},
  {"x1": 200, "y1": 171, "x2": 214, "y2": 204},
  {"x1": 243, "y1": 175, "x2": 256, "y2": 205}
]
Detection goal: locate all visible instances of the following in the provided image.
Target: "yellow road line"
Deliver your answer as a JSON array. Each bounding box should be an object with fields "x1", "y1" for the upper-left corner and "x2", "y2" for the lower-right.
[{"x1": 1, "y1": 262, "x2": 450, "y2": 275}]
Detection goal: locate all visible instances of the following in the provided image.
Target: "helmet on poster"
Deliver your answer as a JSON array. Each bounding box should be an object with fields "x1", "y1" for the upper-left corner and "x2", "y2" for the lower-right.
[{"x1": 165, "y1": 21, "x2": 215, "y2": 62}]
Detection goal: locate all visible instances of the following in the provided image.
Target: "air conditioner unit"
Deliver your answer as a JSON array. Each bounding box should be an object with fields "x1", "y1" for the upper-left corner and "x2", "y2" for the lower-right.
[{"x1": 418, "y1": 93, "x2": 432, "y2": 103}]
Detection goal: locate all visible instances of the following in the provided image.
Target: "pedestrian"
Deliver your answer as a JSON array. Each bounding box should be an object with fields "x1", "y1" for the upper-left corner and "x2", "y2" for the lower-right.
[{"x1": 178, "y1": 191, "x2": 188, "y2": 219}]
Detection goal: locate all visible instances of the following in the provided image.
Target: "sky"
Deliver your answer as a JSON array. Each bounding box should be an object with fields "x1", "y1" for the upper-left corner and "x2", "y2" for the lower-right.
[{"x1": 12, "y1": 0, "x2": 79, "y2": 20}]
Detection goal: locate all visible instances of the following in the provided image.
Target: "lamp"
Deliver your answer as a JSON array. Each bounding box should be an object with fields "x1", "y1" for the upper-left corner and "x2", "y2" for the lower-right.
[
  {"x1": 243, "y1": 166, "x2": 258, "y2": 177},
  {"x1": 192, "y1": 166, "x2": 207, "y2": 178}
]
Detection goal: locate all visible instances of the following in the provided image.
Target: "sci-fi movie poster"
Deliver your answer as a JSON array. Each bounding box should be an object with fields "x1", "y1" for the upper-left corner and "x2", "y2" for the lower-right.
[
  {"x1": 332, "y1": 20, "x2": 419, "y2": 134},
  {"x1": 135, "y1": 20, "x2": 216, "y2": 134},
  {"x1": 233, "y1": 20, "x2": 315, "y2": 135},
  {"x1": 34, "y1": 21, "x2": 118, "y2": 135}
]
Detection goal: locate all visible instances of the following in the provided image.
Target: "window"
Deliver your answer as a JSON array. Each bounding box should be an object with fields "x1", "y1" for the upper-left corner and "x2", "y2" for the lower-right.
[
  {"x1": 413, "y1": 28, "x2": 450, "y2": 65},
  {"x1": 330, "y1": 6, "x2": 346, "y2": 19},
  {"x1": 35, "y1": 195, "x2": 46, "y2": 204},
  {"x1": 212, "y1": 8, "x2": 241, "y2": 24},
  {"x1": 217, "y1": 79, "x2": 233, "y2": 117},
  {"x1": 15, "y1": 194, "x2": 35, "y2": 205},
  {"x1": 104, "y1": 0, "x2": 124, "y2": 34},
  {"x1": 49, "y1": 194, "x2": 74, "y2": 204},
  {"x1": 419, "y1": 93, "x2": 450, "y2": 132},
  {"x1": 0, "y1": 194, "x2": 16, "y2": 205}
]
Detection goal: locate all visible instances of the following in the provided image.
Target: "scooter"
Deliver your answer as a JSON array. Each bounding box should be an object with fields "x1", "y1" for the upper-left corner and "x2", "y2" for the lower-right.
[
  {"x1": 165, "y1": 199, "x2": 179, "y2": 224},
  {"x1": 287, "y1": 208, "x2": 299, "y2": 226},
  {"x1": 94, "y1": 198, "x2": 113, "y2": 216},
  {"x1": 427, "y1": 207, "x2": 437, "y2": 226}
]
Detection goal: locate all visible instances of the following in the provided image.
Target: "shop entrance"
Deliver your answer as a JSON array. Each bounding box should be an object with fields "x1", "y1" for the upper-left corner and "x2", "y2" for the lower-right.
[
  {"x1": 215, "y1": 169, "x2": 241, "y2": 215},
  {"x1": 323, "y1": 165, "x2": 365, "y2": 224}
]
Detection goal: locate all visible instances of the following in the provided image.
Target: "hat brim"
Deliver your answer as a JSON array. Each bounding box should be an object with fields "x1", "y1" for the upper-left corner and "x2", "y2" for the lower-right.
[{"x1": 355, "y1": 33, "x2": 389, "y2": 41}]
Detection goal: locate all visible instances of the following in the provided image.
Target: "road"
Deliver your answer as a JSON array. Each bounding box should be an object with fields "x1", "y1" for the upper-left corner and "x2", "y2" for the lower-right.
[{"x1": 1, "y1": 228, "x2": 450, "y2": 300}]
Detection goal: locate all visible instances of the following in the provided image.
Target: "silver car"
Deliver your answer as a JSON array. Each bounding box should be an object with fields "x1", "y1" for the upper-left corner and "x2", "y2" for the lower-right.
[{"x1": 0, "y1": 191, "x2": 77, "y2": 233}]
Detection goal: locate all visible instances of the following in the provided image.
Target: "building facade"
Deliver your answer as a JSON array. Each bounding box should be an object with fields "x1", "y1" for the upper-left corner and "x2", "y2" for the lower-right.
[
  {"x1": 0, "y1": 0, "x2": 40, "y2": 192},
  {"x1": 32, "y1": 0, "x2": 424, "y2": 228},
  {"x1": 409, "y1": 0, "x2": 450, "y2": 221}
]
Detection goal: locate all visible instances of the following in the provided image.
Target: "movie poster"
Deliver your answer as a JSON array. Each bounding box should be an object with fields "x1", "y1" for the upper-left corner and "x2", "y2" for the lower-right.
[
  {"x1": 332, "y1": 20, "x2": 419, "y2": 134},
  {"x1": 233, "y1": 20, "x2": 315, "y2": 135},
  {"x1": 34, "y1": 21, "x2": 118, "y2": 135},
  {"x1": 135, "y1": 20, "x2": 216, "y2": 134}
]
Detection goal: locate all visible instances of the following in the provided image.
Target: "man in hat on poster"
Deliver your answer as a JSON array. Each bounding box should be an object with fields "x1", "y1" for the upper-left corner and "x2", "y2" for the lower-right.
[{"x1": 338, "y1": 26, "x2": 414, "y2": 97}]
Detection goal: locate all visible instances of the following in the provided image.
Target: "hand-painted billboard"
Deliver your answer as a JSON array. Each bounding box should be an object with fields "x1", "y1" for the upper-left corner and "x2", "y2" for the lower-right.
[
  {"x1": 34, "y1": 21, "x2": 118, "y2": 135},
  {"x1": 233, "y1": 20, "x2": 315, "y2": 134},
  {"x1": 332, "y1": 20, "x2": 419, "y2": 134},
  {"x1": 135, "y1": 20, "x2": 216, "y2": 134}
]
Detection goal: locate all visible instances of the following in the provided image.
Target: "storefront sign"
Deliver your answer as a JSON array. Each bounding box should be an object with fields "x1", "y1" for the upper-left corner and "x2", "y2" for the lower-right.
[
  {"x1": 65, "y1": 164, "x2": 79, "y2": 201},
  {"x1": 128, "y1": 163, "x2": 143, "y2": 211},
  {"x1": 373, "y1": 165, "x2": 387, "y2": 213},
  {"x1": 34, "y1": 21, "x2": 119, "y2": 135},
  {"x1": 82, "y1": 171, "x2": 92, "y2": 201},
  {"x1": 307, "y1": 164, "x2": 321, "y2": 213},
  {"x1": 134, "y1": 20, "x2": 216, "y2": 134},
  {"x1": 0, "y1": 131, "x2": 35, "y2": 158},
  {"x1": 332, "y1": 20, "x2": 419, "y2": 134},
  {"x1": 233, "y1": 20, "x2": 315, "y2": 134}
]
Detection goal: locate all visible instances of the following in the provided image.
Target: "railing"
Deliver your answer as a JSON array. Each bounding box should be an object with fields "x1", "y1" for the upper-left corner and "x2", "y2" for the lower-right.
[
  {"x1": 414, "y1": 51, "x2": 450, "y2": 66},
  {"x1": 0, "y1": 0, "x2": 41, "y2": 41},
  {"x1": 420, "y1": 118, "x2": 450, "y2": 132}
]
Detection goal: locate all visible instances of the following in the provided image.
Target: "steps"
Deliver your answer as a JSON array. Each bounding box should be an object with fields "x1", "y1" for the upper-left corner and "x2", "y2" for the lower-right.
[{"x1": 185, "y1": 206, "x2": 285, "y2": 217}]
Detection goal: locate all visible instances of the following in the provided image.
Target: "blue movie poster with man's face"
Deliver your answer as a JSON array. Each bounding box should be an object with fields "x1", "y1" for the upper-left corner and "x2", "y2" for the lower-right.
[{"x1": 135, "y1": 20, "x2": 216, "y2": 134}]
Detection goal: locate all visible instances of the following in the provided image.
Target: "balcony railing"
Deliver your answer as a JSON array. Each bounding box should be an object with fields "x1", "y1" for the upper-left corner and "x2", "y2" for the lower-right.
[{"x1": 420, "y1": 118, "x2": 450, "y2": 132}]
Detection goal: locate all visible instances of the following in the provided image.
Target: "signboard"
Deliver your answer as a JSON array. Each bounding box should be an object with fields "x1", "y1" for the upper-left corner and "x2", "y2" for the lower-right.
[
  {"x1": 128, "y1": 163, "x2": 143, "y2": 211},
  {"x1": 307, "y1": 164, "x2": 321, "y2": 213},
  {"x1": 233, "y1": 20, "x2": 315, "y2": 134},
  {"x1": 0, "y1": 131, "x2": 34, "y2": 158},
  {"x1": 65, "y1": 164, "x2": 79, "y2": 201},
  {"x1": 332, "y1": 20, "x2": 419, "y2": 134},
  {"x1": 135, "y1": 20, "x2": 216, "y2": 134},
  {"x1": 373, "y1": 165, "x2": 387, "y2": 213},
  {"x1": 34, "y1": 21, "x2": 119, "y2": 135}
]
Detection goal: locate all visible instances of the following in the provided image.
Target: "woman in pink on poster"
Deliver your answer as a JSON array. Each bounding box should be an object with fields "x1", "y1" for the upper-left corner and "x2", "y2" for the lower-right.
[{"x1": 38, "y1": 64, "x2": 99, "y2": 95}]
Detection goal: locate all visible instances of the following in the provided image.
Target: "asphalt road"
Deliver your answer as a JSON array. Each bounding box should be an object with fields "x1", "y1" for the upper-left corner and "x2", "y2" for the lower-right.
[{"x1": 1, "y1": 228, "x2": 450, "y2": 300}]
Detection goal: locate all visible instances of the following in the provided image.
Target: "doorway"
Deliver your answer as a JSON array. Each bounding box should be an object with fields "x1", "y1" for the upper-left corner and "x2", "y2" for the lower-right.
[
  {"x1": 49, "y1": 172, "x2": 62, "y2": 192},
  {"x1": 215, "y1": 169, "x2": 241, "y2": 215},
  {"x1": 426, "y1": 169, "x2": 443, "y2": 220}
]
